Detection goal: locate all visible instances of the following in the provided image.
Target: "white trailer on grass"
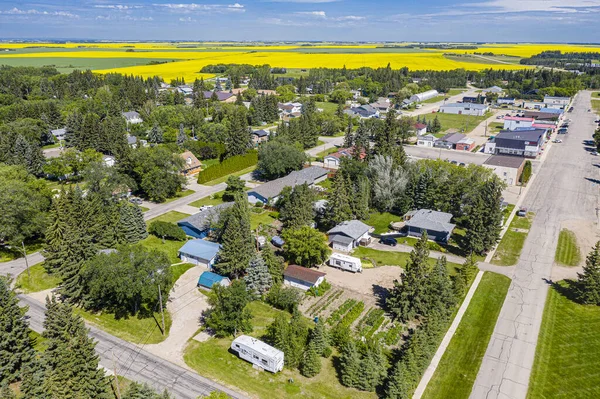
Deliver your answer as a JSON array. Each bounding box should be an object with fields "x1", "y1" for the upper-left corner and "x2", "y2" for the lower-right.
[
  {"x1": 230, "y1": 335, "x2": 284, "y2": 373},
  {"x1": 328, "y1": 253, "x2": 363, "y2": 273}
]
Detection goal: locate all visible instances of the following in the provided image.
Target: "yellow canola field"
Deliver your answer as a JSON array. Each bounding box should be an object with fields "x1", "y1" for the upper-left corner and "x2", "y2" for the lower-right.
[{"x1": 446, "y1": 43, "x2": 600, "y2": 58}]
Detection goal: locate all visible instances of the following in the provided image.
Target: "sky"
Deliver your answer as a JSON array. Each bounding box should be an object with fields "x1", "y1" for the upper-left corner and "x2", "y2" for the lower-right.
[{"x1": 0, "y1": 0, "x2": 598, "y2": 42}]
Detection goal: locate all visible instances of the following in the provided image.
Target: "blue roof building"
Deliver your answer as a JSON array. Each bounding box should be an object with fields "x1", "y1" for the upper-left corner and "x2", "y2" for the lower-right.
[
  {"x1": 177, "y1": 203, "x2": 233, "y2": 239},
  {"x1": 197, "y1": 271, "x2": 231, "y2": 289},
  {"x1": 178, "y1": 239, "x2": 221, "y2": 268}
]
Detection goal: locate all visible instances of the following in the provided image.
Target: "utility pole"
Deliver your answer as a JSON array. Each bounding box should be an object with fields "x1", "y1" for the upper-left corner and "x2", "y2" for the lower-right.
[
  {"x1": 112, "y1": 351, "x2": 121, "y2": 399},
  {"x1": 158, "y1": 285, "x2": 166, "y2": 336},
  {"x1": 21, "y1": 241, "x2": 30, "y2": 278}
]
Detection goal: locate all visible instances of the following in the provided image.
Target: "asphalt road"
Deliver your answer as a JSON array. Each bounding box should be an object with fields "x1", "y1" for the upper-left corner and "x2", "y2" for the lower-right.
[
  {"x1": 19, "y1": 295, "x2": 246, "y2": 399},
  {"x1": 470, "y1": 92, "x2": 597, "y2": 399},
  {"x1": 0, "y1": 252, "x2": 45, "y2": 281},
  {"x1": 405, "y1": 145, "x2": 490, "y2": 165},
  {"x1": 143, "y1": 183, "x2": 226, "y2": 221}
]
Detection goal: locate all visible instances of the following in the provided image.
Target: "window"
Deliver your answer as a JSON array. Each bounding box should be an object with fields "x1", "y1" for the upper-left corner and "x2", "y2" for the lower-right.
[
  {"x1": 235, "y1": 344, "x2": 240, "y2": 348},
  {"x1": 336, "y1": 260, "x2": 341, "y2": 266},
  {"x1": 261, "y1": 359, "x2": 268, "y2": 365},
  {"x1": 253, "y1": 354, "x2": 259, "y2": 360}
]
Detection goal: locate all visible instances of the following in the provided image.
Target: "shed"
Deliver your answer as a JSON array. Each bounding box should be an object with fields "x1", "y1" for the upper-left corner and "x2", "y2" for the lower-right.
[
  {"x1": 178, "y1": 239, "x2": 221, "y2": 268},
  {"x1": 197, "y1": 271, "x2": 231, "y2": 289},
  {"x1": 283, "y1": 265, "x2": 326, "y2": 291}
]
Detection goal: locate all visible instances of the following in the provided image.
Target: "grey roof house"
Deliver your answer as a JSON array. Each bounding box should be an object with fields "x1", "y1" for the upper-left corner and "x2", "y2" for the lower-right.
[
  {"x1": 51, "y1": 128, "x2": 66, "y2": 141},
  {"x1": 434, "y1": 132, "x2": 466, "y2": 149},
  {"x1": 404, "y1": 209, "x2": 455, "y2": 242},
  {"x1": 122, "y1": 111, "x2": 143, "y2": 124},
  {"x1": 177, "y1": 203, "x2": 234, "y2": 239},
  {"x1": 247, "y1": 166, "x2": 328, "y2": 205},
  {"x1": 327, "y1": 220, "x2": 372, "y2": 252},
  {"x1": 344, "y1": 105, "x2": 379, "y2": 119}
]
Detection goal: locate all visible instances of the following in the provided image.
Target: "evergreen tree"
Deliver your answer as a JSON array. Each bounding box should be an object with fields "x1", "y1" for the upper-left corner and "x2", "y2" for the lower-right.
[
  {"x1": 343, "y1": 119, "x2": 354, "y2": 148},
  {"x1": 385, "y1": 362, "x2": 413, "y2": 399},
  {"x1": 578, "y1": 241, "x2": 600, "y2": 305},
  {"x1": 426, "y1": 256, "x2": 456, "y2": 317},
  {"x1": 386, "y1": 232, "x2": 431, "y2": 321},
  {"x1": 287, "y1": 311, "x2": 309, "y2": 369},
  {"x1": 244, "y1": 253, "x2": 272, "y2": 297},
  {"x1": 147, "y1": 124, "x2": 164, "y2": 144},
  {"x1": 20, "y1": 357, "x2": 48, "y2": 399},
  {"x1": 177, "y1": 123, "x2": 186, "y2": 147},
  {"x1": 122, "y1": 382, "x2": 172, "y2": 399},
  {"x1": 300, "y1": 342, "x2": 321, "y2": 378},
  {"x1": 0, "y1": 277, "x2": 34, "y2": 385},
  {"x1": 223, "y1": 175, "x2": 246, "y2": 202},
  {"x1": 262, "y1": 245, "x2": 285, "y2": 285},
  {"x1": 431, "y1": 115, "x2": 442, "y2": 133},
  {"x1": 226, "y1": 108, "x2": 250, "y2": 158},
  {"x1": 266, "y1": 313, "x2": 291, "y2": 356},
  {"x1": 354, "y1": 121, "x2": 370, "y2": 154},
  {"x1": 0, "y1": 384, "x2": 16, "y2": 399},
  {"x1": 65, "y1": 111, "x2": 83, "y2": 148},
  {"x1": 309, "y1": 318, "x2": 329, "y2": 357},
  {"x1": 339, "y1": 340, "x2": 361, "y2": 388},
  {"x1": 278, "y1": 183, "x2": 316, "y2": 230},
  {"x1": 214, "y1": 193, "x2": 254, "y2": 278},
  {"x1": 358, "y1": 343, "x2": 387, "y2": 392},
  {"x1": 325, "y1": 173, "x2": 353, "y2": 227},
  {"x1": 118, "y1": 202, "x2": 147, "y2": 243}
]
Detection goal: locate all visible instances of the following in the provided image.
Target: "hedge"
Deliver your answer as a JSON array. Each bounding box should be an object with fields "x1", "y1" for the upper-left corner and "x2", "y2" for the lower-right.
[
  {"x1": 197, "y1": 150, "x2": 258, "y2": 184},
  {"x1": 148, "y1": 221, "x2": 187, "y2": 241}
]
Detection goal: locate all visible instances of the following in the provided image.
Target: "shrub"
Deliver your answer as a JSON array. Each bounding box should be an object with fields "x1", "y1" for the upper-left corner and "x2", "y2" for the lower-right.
[
  {"x1": 266, "y1": 285, "x2": 302, "y2": 313},
  {"x1": 306, "y1": 279, "x2": 331, "y2": 297},
  {"x1": 148, "y1": 221, "x2": 187, "y2": 241},
  {"x1": 197, "y1": 150, "x2": 258, "y2": 184}
]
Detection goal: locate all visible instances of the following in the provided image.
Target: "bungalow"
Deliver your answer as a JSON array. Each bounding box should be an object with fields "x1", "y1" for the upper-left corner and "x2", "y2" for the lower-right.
[
  {"x1": 202, "y1": 91, "x2": 236, "y2": 103},
  {"x1": 278, "y1": 102, "x2": 303, "y2": 115},
  {"x1": 416, "y1": 134, "x2": 437, "y2": 148},
  {"x1": 439, "y1": 103, "x2": 488, "y2": 116},
  {"x1": 179, "y1": 151, "x2": 202, "y2": 176},
  {"x1": 247, "y1": 166, "x2": 328, "y2": 204},
  {"x1": 456, "y1": 137, "x2": 476, "y2": 151},
  {"x1": 283, "y1": 264, "x2": 326, "y2": 291},
  {"x1": 503, "y1": 116, "x2": 534, "y2": 131},
  {"x1": 50, "y1": 128, "x2": 66, "y2": 141},
  {"x1": 414, "y1": 122, "x2": 427, "y2": 136},
  {"x1": 323, "y1": 147, "x2": 365, "y2": 168},
  {"x1": 404, "y1": 209, "x2": 456, "y2": 242},
  {"x1": 434, "y1": 132, "x2": 466, "y2": 150},
  {"x1": 178, "y1": 239, "x2": 221, "y2": 268},
  {"x1": 327, "y1": 220, "x2": 371, "y2": 252},
  {"x1": 122, "y1": 111, "x2": 143, "y2": 125},
  {"x1": 177, "y1": 203, "x2": 234, "y2": 239},
  {"x1": 197, "y1": 271, "x2": 231, "y2": 289},
  {"x1": 344, "y1": 104, "x2": 379, "y2": 119},
  {"x1": 252, "y1": 129, "x2": 270, "y2": 146},
  {"x1": 483, "y1": 155, "x2": 525, "y2": 186},
  {"x1": 370, "y1": 97, "x2": 391, "y2": 112}
]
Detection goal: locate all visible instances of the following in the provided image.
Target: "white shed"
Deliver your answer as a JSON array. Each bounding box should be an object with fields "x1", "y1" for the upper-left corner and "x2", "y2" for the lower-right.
[
  {"x1": 410, "y1": 90, "x2": 439, "y2": 103},
  {"x1": 328, "y1": 253, "x2": 362, "y2": 273},
  {"x1": 230, "y1": 335, "x2": 284, "y2": 373}
]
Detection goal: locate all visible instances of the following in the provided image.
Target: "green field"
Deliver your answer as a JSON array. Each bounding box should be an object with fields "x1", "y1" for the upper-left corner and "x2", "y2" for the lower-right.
[
  {"x1": 423, "y1": 272, "x2": 511, "y2": 399},
  {"x1": 0, "y1": 56, "x2": 172, "y2": 73},
  {"x1": 528, "y1": 281, "x2": 600, "y2": 398},
  {"x1": 250, "y1": 210, "x2": 279, "y2": 230},
  {"x1": 364, "y1": 212, "x2": 400, "y2": 234},
  {"x1": 146, "y1": 211, "x2": 190, "y2": 225},
  {"x1": 316, "y1": 101, "x2": 339, "y2": 113},
  {"x1": 555, "y1": 229, "x2": 581, "y2": 267},
  {"x1": 352, "y1": 247, "x2": 461, "y2": 273},
  {"x1": 491, "y1": 212, "x2": 534, "y2": 266},
  {"x1": 421, "y1": 112, "x2": 489, "y2": 134},
  {"x1": 15, "y1": 263, "x2": 61, "y2": 294},
  {"x1": 140, "y1": 235, "x2": 186, "y2": 264},
  {"x1": 202, "y1": 165, "x2": 257, "y2": 186},
  {"x1": 421, "y1": 95, "x2": 447, "y2": 104},
  {"x1": 184, "y1": 301, "x2": 376, "y2": 399},
  {"x1": 446, "y1": 89, "x2": 467, "y2": 96}
]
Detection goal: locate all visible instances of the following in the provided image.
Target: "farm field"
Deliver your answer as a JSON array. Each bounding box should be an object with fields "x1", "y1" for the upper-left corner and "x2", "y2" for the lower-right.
[{"x1": 3, "y1": 42, "x2": 599, "y2": 83}]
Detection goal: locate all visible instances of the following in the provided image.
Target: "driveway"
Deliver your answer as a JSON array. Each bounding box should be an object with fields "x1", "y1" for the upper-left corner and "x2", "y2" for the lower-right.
[{"x1": 321, "y1": 264, "x2": 400, "y2": 296}]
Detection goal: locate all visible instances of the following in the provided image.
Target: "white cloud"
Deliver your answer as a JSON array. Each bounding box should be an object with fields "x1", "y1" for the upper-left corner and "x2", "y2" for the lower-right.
[
  {"x1": 267, "y1": 0, "x2": 340, "y2": 3},
  {"x1": 295, "y1": 10, "x2": 326, "y2": 17},
  {"x1": 94, "y1": 5, "x2": 143, "y2": 10},
  {"x1": 124, "y1": 15, "x2": 154, "y2": 21},
  {"x1": 179, "y1": 16, "x2": 197, "y2": 22},
  {"x1": 153, "y1": 3, "x2": 245, "y2": 13},
  {"x1": 0, "y1": 7, "x2": 79, "y2": 18},
  {"x1": 464, "y1": 0, "x2": 600, "y2": 14},
  {"x1": 333, "y1": 15, "x2": 364, "y2": 21}
]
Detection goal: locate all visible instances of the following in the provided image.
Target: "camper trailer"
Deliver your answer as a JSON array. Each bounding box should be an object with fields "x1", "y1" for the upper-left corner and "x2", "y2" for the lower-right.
[
  {"x1": 328, "y1": 253, "x2": 363, "y2": 273},
  {"x1": 230, "y1": 335, "x2": 284, "y2": 373}
]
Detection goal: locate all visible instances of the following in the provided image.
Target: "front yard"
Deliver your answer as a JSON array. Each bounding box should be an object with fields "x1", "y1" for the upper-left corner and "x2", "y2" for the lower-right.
[
  {"x1": 491, "y1": 212, "x2": 534, "y2": 266},
  {"x1": 146, "y1": 211, "x2": 191, "y2": 225},
  {"x1": 15, "y1": 263, "x2": 60, "y2": 293},
  {"x1": 352, "y1": 246, "x2": 461, "y2": 274}
]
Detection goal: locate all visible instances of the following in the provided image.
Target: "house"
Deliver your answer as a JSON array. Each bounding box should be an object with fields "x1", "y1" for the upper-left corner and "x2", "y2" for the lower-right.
[
  {"x1": 414, "y1": 122, "x2": 427, "y2": 136},
  {"x1": 251, "y1": 129, "x2": 269, "y2": 146},
  {"x1": 197, "y1": 271, "x2": 231, "y2": 289},
  {"x1": 126, "y1": 135, "x2": 138, "y2": 148},
  {"x1": 122, "y1": 111, "x2": 143, "y2": 124},
  {"x1": 483, "y1": 155, "x2": 525, "y2": 186},
  {"x1": 543, "y1": 95, "x2": 570, "y2": 109},
  {"x1": 178, "y1": 239, "x2": 221, "y2": 268},
  {"x1": 103, "y1": 156, "x2": 115, "y2": 167},
  {"x1": 484, "y1": 129, "x2": 546, "y2": 158},
  {"x1": 522, "y1": 100, "x2": 544, "y2": 110},
  {"x1": 503, "y1": 116, "x2": 534, "y2": 131},
  {"x1": 404, "y1": 209, "x2": 456, "y2": 242},
  {"x1": 323, "y1": 147, "x2": 365, "y2": 168},
  {"x1": 278, "y1": 102, "x2": 303, "y2": 115},
  {"x1": 344, "y1": 104, "x2": 379, "y2": 119},
  {"x1": 370, "y1": 97, "x2": 391, "y2": 112},
  {"x1": 50, "y1": 128, "x2": 66, "y2": 141},
  {"x1": 231, "y1": 335, "x2": 284, "y2": 373},
  {"x1": 179, "y1": 151, "x2": 202, "y2": 176},
  {"x1": 497, "y1": 97, "x2": 515, "y2": 105},
  {"x1": 434, "y1": 132, "x2": 466, "y2": 150},
  {"x1": 202, "y1": 91, "x2": 236, "y2": 102},
  {"x1": 283, "y1": 264, "x2": 326, "y2": 291},
  {"x1": 456, "y1": 137, "x2": 476, "y2": 151},
  {"x1": 523, "y1": 111, "x2": 559, "y2": 121},
  {"x1": 177, "y1": 85, "x2": 193, "y2": 96},
  {"x1": 327, "y1": 220, "x2": 371, "y2": 252},
  {"x1": 410, "y1": 90, "x2": 439, "y2": 103},
  {"x1": 350, "y1": 89, "x2": 362, "y2": 100},
  {"x1": 439, "y1": 103, "x2": 489, "y2": 116},
  {"x1": 177, "y1": 203, "x2": 234, "y2": 239},
  {"x1": 482, "y1": 86, "x2": 504, "y2": 94},
  {"x1": 416, "y1": 134, "x2": 437, "y2": 148},
  {"x1": 247, "y1": 166, "x2": 328, "y2": 204},
  {"x1": 328, "y1": 253, "x2": 362, "y2": 273},
  {"x1": 257, "y1": 89, "x2": 277, "y2": 96}
]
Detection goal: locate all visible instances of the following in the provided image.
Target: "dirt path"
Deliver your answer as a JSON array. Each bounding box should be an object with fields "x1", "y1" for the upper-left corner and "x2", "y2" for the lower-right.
[{"x1": 144, "y1": 265, "x2": 209, "y2": 368}]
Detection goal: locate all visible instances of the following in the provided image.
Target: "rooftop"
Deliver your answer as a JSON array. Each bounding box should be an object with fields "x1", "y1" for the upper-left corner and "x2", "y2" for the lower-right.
[
  {"x1": 497, "y1": 129, "x2": 546, "y2": 142},
  {"x1": 324, "y1": 147, "x2": 366, "y2": 161},
  {"x1": 327, "y1": 220, "x2": 371, "y2": 240},
  {"x1": 504, "y1": 116, "x2": 535, "y2": 122},
  {"x1": 178, "y1": 239, "x2": 221, "y2": 262},
  {"x1": 122, "y1": 111, "x2": 141, "y2": 120},
  {"x1": 252, "y1": 129, "x2": 269, "y2": 137},
  {"x1": 248, "y1": 166, "x2": 328, "y2": 200},
  {"x1": 177, "y1": 202, "x2": 233, "y2": 232},
  {"x1": 439, "y1": 132, "x2": 466, "y2": 144},
  {"x1": 179, "y1": 151, "x2": 201, "y2": 169},
  {"x1": 202, "y1": 91, "x2": 235, "y2": 101},
  {"x1": 283, "y1": 264, "x2": 326, "y2": 284},
  {"x1": 198, "y1": 271, "x2": 229, "y2": 289},
  {"x1": 441, "y1": 103, "x2": 488, "y2": 110},
  {"x1": 483, "y1": 155, "x2": 526, "y2": 169},
  {"x1": 405, "y1": 209, "x2": 455, "y2": 233}
]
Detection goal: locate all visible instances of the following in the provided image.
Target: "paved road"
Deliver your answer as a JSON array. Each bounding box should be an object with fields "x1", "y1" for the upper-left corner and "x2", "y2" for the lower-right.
[
  {"x1": 306, "y1": 136, "x2": 345, "y2": 157},
  {"x1": 143, "y1": 184, "x2": 225, "y2": 221},
  {"x1": 0, "y1": 252, "x2": 45, "y2": 280},
  {"x1": 405, "y1": 145, "x2": 490, "y2": 165},
  {"x1": 470, "y1": 92, "x2": 596, "y2": 399},
  {"x1": 19, "y1": 295, "x2": 246, "y2": 399}
]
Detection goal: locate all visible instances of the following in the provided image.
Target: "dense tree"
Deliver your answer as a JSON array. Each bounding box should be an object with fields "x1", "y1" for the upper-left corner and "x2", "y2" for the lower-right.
[
  {"x1": 426, "y1": 256, "x2": 456, "y2": 318},
  {"x1": 521, "y1": 160, "x2": 532, "y2": 184},
  {"x1": 261, "y1": 245, "x2": 285, "y2": 285},
  {"x1": 368, "y1": 155, "x2": 409, "y2": 212},
  {"x1": 309, "y1": 318, "x2": 330, "y2": 357},
  {"x1": 282, "y1": 226, "x2": 331, "y2": 267},
  {"x1": 148, "y1": 220, "x2": 186, "y2": 241},
  {"x1": 300, "y1": 342, "x2": 321, "y2": 378},
  {"x1": 147, "y1": 124, "x2": 164, "y2": 144},
  {"x1": 222, "y1": 175, "x2": 246, "y2": 202},
  {"x1": 225, "y1": 107, "x2": 251, "y2": 157},
  {"x1": 266, "y1": 310, "x2": 309, "y2": 369},
  {"x1": 578, "y1": 241, "x2": 600, "y2": 305},
  {"x1": 118, "y1": 202, "x2": 148, "y2": 243},
  {"x1": 244, "y1": 253, "x2": 272, "y2": 297},
  {"x1": 127, "y1": 146, "x2": 185, "y2": 202},
  {"x1": 358, "y1": 342, "x2": 387, "y2": 391},
  {"x1": 256, "y1": 140, "x2": 307, "y2": 180},
  {"x1": 122, "y1": 382, "x2": 172, "y2": 399},
  {"x1": 278, "y1": 183, "x2": 316, "y2": 230},
  {"x1": 385, "y1": 362, "x2": 413, "y2": 399},
  {"x1": 324, "y1": 173, "x2": 353, "y2": 227},
  {"x1": 373, "y1": 109, "x2": 406, "y2": 166},
  {"x1": 339, "y1": 340, "x2": 361, "y2": 388},
  {"x1": 205, "y1": 279, "x2": 253, "y2": 337}
]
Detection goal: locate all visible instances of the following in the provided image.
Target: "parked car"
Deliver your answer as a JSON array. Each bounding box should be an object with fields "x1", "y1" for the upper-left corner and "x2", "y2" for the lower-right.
[
  {"x1": 553, "y1": 139, "x2": 562, "y2": 143},
  {"x1": 199, "y1": 205, "x2": 213, "y2": 212},
  {"x1": 517, "y1": 207, "x2": 527, "y2": 217},
  {"x1": 558, "y1": 128, "x2": 568, "y2": 134},
  {"x1": 450, "y1": 160, "x2": 458, "y2": 165},
  {"x1": 379, "y1": 237, "x2": 397, "y2": 247},
  {"x1": 459, "y1": 162, "x2": 466, "y2": 167},
  {"x1": 129, "y1": 197, "x2": 143, "y2": 205},
  {"x1": 568, "y1": 107, "x2": 574, "y2": 112},
  {"x1": 592, "y1": 151, "x2": 598, "y2": 156}
]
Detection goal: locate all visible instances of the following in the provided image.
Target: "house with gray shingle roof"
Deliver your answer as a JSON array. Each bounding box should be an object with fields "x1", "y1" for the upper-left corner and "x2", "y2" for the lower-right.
[
  {"x1": 177, "y1": 202, "x2": 234, "y2": 239},
  {"x1": 122, "y1": 111, "x2": 143, "y2": 124},
  {"x1": 327, "y1": 220, "x2": 372, "y2": 252},
  {"x1": 404, "y1": 209, "x2": 455, "y2": 242},
  {"x1": 247, "y1": 166, "x2": 328, "y2": 205}
]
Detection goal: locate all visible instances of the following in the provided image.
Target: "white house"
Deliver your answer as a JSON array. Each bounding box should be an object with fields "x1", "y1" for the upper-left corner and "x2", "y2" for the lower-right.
[
  {"x1": 176, "y1": 85, "x2": 193, "y2": 96},
  {"x1": 122, "y1": 111, "x2": 143, "y2": 124},
  {"x1": 410, "y1": 90, "x2": 439, "y2": 103},
  {"x1": 414, "y1": 123, "x2": 427, "y2": 136},
  {"x1": 327, "y1": 220, "x2": 371, "y2": 252},
  {"x1": 483, "y1": 155, "x2": 526, "y2": 186},
  {"x1": 323, "y1": 147, "x2": 365, "y2": 169},
  {"x1": 416, "y1": 134, "x2": 437, "y2": 148},
  {"x1": 503, "y1": 116, "x2": 534, "y2": 131},
  {"x1": 522, "y1": 100, "x2": 543, "y2": 110},
  {"x1": 482, "y1": 86, "x2": 504, "y2": 94},
  {"x1": 50, "y1": 128, "x2": 66, "y2": 141},
  {"x1": 230, "y1": 335, "x2": 284, "y2": 373},
  {"x1": 103, "y1": 156, "x2": 115, "y2": 167},
  {"x1": 283, "y1": 265, "x2": 326, "y2": 291},
  {"x1": 439, "y1": 103, "x2": 488, "y2": 116},
  {"x1": 328, "y1": 253, "x2": 362, "y2": 273}
]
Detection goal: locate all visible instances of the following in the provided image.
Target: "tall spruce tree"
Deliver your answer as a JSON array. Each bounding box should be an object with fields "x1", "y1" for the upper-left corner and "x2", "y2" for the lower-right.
[
  {"x1": 0, "y1": 384, "x2": 16, "y2": 399},
  {"x1": 0, "y1": 277, "x2": 34, "y2": 385},
  {"x1": 147, "y1": 124, "x2": 164, "y2": 144},
  {"x1": 339, "y1": 340, "x2": 361, "y2": 388},
  {"x1": 262, "y1": 245, "x2": 285, "y2": 285},
  {"x1": 226, "y1": 108, "x2": 250, "y2": 157},
  {"x1": 426, "y1": 256, "x2": 456, "y2": 317},
  {"x1": 578, "y1": 241, "x2": 600, "y2": 305},
  {"x1": 385, "y1": 362, "x2": 413, "y2": 399},
  {"x1": 325, "y1": 174, "x2": 353, "y2": 227},
  {"x1": 309, "y1": 318, "x2": 329, "y2": 357},
  {"x1": 358, "y1": 343, "x2": 387, "y2": 392},
  {"x1": 278, "y1": 183, "x2": 316, "y2": 230},
  {"x1": 177, "y1": 123, "x2": 186, "y2": 147},
  {"x1": 118, "y1": 202, "x2": 147, "y2": 243},
  {"x1": 300, "y1": 341, "x2": 321, "y2": 378},
  {"x1": 244, "y1": 254, "x2": 272, "y2": 297},
  {"x1": 343, "y1": 119, "x2": 354, "y2": 148}
]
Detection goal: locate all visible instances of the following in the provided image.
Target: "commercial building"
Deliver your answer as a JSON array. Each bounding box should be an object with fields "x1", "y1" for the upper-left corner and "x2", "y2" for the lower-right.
[
  {"x1": 503, "y1": 116, "x2": 534, "y2": 131},
  {"x1": 543, "y1": 95, "x2": 570, "y2": 109},
  {"x1": 483, "y1": 155, "x2": 526, "y2": 186},
  {"x1": 439, "y1": 103, "x2": 489, "y2": 116},
  {"x1": 484, "y1": 129, "x2": 546, "y2": 158}
]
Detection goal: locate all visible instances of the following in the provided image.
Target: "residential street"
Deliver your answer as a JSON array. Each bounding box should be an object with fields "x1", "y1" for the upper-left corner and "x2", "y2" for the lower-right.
[
  {"x1": 143, "y1": 183, "x2": 225, "y2": 221},
  {"x1": 0, "y1": 252, "x2": 45, "y2": 281},
  {"x1": 470, "y1": 91, "x2": 598, "y2": 399}
]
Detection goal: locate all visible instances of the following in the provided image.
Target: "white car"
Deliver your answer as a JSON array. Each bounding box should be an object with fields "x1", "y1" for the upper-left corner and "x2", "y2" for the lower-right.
[
  {"x1": 553, "y1": 139, "x2": 562, "y2": 143},
  {"x1": 199, "y1": 205, "x2": 214, "y2": 212}
]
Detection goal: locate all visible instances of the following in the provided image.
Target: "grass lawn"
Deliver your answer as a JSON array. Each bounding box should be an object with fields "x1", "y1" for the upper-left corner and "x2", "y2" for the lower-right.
[
  {"x1": 146, "y1": 211, "x2": 190, "y2": 225},
  {"x1": 15, "y1": 263, "x2": 61, "y2": 294},
  {"x1": 0, "y1": 241, "x2": 44, "y2": 263},
  {"x1": 202, "y1": 165, "x2": 257, "y2": 186},
  {"x1": 140, "y1": 206, "x2": 150, "y2": 212},
  {"x1": 171, "y1": 263, "x2": 195, "y2": 283},
  {"x1": 163, "y1": 189, "x2": 195, "y2": 204},
  {"x1": 42, "y1": 142, "x2": 61, "y2": 150},
  {"x1": 491, "y1": 212, "x2": 534, "y2": 266},
  {"x1": 189, "y1": 191, "x2": 225, "y2": 208},
  {"x1": 446, "y1": 89, "x2": 467, "y2": 96},
  {"x1": 140, "y1": 235, "x2": 186, "y2": 264},
  {"x1": 316, "y1": 101, "x2": 339, "y2": 113},
  {"x1": 421, "y1": 112, "x2": 489, "y2": 134},
  {"x1": 315, "y1": 146, "x2": 340, "y2": 158},
  {"x1": 352, "y1": 247, "x2": 461, "y2": 274},
  {"x1": 555, "y1": 229, "x2": 581, "y2": 267},
  {"x1": 489, "y1": 122, "x2": 504, "y2": 133},
  {"x1": 30, "y1": 330, "x2": 48, "y2": 352},
  {"x1": 76, "y1": 308, "x2": 171, "y2": 345},
  {"x1": 528, "y1": 280, "x2": 600, "y2": 399},
  {"x1": 250, "y1": 210, "x2": 279, "y2": 230},
  {"x1": 423, "y1": 272, "x2": 511, "y2": 399},
  {"x1": 364, "y1": 212, "x2": 401, "y2": 234},
  {"x1": 184, "y1": 301, "x2": 376, "y2": 399},
  {"x1": 421, "y1": 95, "x2": 447, "y2": 104}
]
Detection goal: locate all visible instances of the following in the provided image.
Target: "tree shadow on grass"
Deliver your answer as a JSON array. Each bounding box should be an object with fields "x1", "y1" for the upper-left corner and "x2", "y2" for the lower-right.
[
  {"x1": 549, "y1": 279, "x2": 581, "y2": 303},
  {"x1": 372, "y1": 284, "x2": 389, "y2": 309}
]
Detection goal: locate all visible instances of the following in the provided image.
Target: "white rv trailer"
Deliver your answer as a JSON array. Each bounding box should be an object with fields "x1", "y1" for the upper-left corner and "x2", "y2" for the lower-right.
[
  {"x1": 230, "y1": 335, "x2": 284, "y2": 373},
  {"x1": 328, "y1": 253, "x2": 363, "y2": 273}
]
